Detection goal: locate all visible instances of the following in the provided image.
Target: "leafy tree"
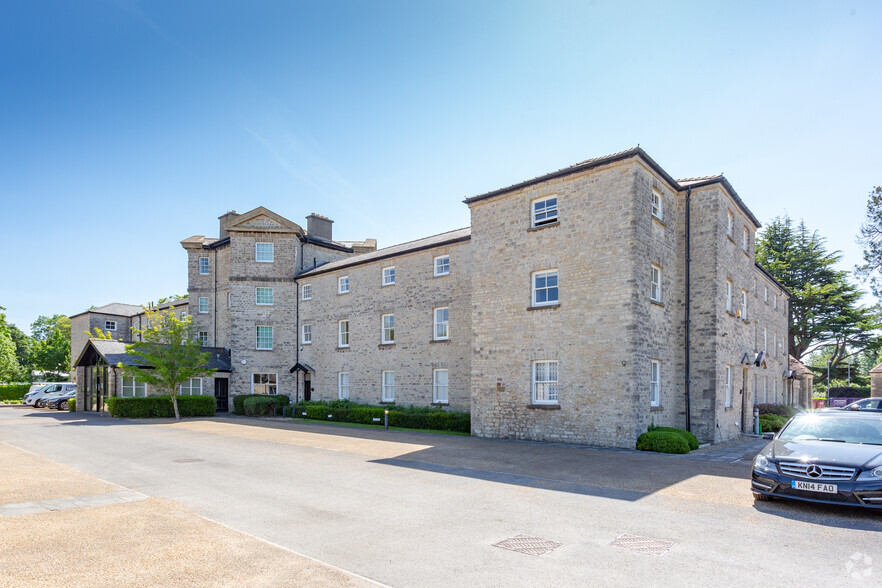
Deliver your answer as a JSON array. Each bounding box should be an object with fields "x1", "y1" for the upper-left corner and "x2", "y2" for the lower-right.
[
  {"x1": 30, "y1": 314, "x2": 71, "y2": 379},
  {"x1": 857, "y1": 186, "x2": 882, "y2": 296},
  {"x1": 119, "y1": 308, "x2": 213, "y2": 420},
  {"x1": 757, "y1": 216, "x2": 881, "y2": 383},
  {"x1": 0, "y1": 307, "x2": 25, "y2": 382},
  {"x1": 155, "y1": 294, "x2": 186, "y2": 305}
]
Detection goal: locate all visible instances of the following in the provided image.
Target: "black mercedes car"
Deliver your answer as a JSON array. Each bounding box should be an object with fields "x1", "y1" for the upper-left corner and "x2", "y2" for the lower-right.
[
  {"x1": 752, "y1": 411, "x2": 882, "y2": 508},
  {"x1": 45, "y1": 389, "x2": 76, "y2": 410}
]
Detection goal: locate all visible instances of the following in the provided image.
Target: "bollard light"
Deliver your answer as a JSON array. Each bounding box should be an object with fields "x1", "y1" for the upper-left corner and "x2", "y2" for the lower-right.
[{"x1": 384, "y1": 409, "x2": 389, "y2": 430}]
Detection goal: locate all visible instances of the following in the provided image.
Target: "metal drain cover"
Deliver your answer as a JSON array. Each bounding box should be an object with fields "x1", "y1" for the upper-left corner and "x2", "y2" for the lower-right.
[
  {"x1": 609, "y1": 533, "x2": 675, "y2": 556},
  {"x1": 172, "y1": 458, "x2": 204, "y2": 463},
  {"x1": 493, "y1": 535, "x2": 563, "y2": 556}
]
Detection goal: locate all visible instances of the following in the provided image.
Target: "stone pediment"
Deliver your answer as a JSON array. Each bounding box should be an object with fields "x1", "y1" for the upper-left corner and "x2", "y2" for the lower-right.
[{"x1": 226, "y1": 206, "x2": 303, "y2": 234}]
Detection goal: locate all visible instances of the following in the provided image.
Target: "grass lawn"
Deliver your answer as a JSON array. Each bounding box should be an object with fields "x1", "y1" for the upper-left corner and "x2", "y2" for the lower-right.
[{"x1": 291, "y1": 417, "x2": 470, "y2": 436}]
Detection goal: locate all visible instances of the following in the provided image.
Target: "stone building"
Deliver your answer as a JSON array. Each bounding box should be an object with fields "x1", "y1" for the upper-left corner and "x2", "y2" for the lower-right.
[
  {"x1": 788, "y1": 355, "x2": 814, "y2": 407},
  {"x1": 70, "y1": 147, "x2": 793, "y2": 448}
]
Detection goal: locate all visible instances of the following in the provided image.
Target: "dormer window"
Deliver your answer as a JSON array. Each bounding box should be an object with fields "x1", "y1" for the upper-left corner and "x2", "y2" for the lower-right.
[{"x1": 531, "y1": 196, "x2": 558, "y2": 227}]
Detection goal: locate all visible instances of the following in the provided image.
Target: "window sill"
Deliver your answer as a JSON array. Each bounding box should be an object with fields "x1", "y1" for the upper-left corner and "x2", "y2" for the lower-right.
[
  {"x1": 433, "y1": 273, "x2": 450, "y2": 278},
  {"x1": 301, "y1": 342, "x2": 311, "y2": 346},
  {"x1": 378, "y1": 343, "x2": 395, "y2": 348},
  {"x1": 430, "y1": 338, "x2": 450, "y2": 344},
  {"x1": 336, "y1": 346, "x2": 350, "y2": 351},
  {"x1": 255, "y1": 349, "x2": 273, "y2": 352},
  {"x1": 527, "y1": 403, "x2": 561, "y2": 410},
  {"x1": 379, "y1": 401, "x2": 395, "y2": 405},
  {"x1": 727, "y1": 235, "x2": 735, "y2": 244},
  {"x1": 381, "y1": 283, "x2": 395, "y2": 288},
  {"x1": 527, "y1": 303, "x2": 560, "y2": 311},
  {"x1": 726, "y1": 310, "x2": 737, "y2": 317},
  {"x1": 528, "y1": 221, "x2": 559, "y2": 232},
  {"x1": 742, "y1": 250, "x2": 751, "y2": 258},
  {"x1": 650, "y1": 405, "x2": 663, "y2": 411},
  {"x1": 724, "y1": 406, "x2": 734, "y2": 411},
  {"x1": 651, "y1": 215, "x2": 666, "y2": 228},
  {"x1": 338, "y1": 292, "x2": 350, "y2": 296},
  {"x1": 431, "y1": 402, "x2": 449, "y2": 407},
  {"x1": 650, "y1": 300, "x2": 664, "y2": 308}
]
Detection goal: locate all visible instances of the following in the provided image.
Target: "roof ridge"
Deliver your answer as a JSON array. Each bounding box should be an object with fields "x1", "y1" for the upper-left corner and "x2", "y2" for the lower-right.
[{"x1": 368, "y1": 226, "x2": 470, "y2": 253}]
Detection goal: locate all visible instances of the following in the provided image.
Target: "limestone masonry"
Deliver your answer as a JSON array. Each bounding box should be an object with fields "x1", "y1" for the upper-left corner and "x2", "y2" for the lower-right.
[{"x1": 70, "y1": 147, "x2": 801, "y2": 447}]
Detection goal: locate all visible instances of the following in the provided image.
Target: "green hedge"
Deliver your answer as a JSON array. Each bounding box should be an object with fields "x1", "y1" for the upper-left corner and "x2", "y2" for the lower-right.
[
  {"x1": 759, "y1": 413, "x2": 788, "y2": 433},
  {"x1": 106, "y1": 395, "x2": 215, "y2": 418},
  {"x1": 232, "y1": 394, "x2": 290, "y2": 415},
  {"x1": 291, "y1": 400, "x2": 470, "y2": 433},
  {"x1": 648, "y1": 426, "x2": 699, "y2": 450},
  {"x1": 68, "y1": 399, "x2": 76, "y2": 412},
  {"x1": 828, "y1": 386, "x2": 870, "y2": 398},
  {"x1": 636, "y1": 431, "x2": 690, "y2": 454},
  {"x1": 0, "y1": 384, "x2": 30, "y2": 401},
  {"x1": 243, "y1": 396, "x2": 289, "y2": 417}
]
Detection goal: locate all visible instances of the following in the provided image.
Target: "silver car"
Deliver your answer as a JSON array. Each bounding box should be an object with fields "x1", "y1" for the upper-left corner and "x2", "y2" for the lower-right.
[{"x1": 24, "y1": 384, "x2": 74, "y2": 407}]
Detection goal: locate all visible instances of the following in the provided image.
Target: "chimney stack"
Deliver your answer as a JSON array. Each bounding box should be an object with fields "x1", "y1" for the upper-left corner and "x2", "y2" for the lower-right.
[
  {"x1": 218, "y1": 210, "x2": 239, "y2": 239},
  {"x1": 306, "y1": 213, "x2": 333, "y2": 241}
]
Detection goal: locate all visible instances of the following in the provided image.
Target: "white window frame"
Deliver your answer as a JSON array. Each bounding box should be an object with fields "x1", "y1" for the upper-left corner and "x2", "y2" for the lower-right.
[
  {"x1": 743, "y1": 227, "x2": 749, "y2": 253},
  {"x1": 741, "y1": 290, "x2": 748, "y2": 320},
  {"x1": 252, "y1": 372, "x2": 277, "y2": 395},
  {"x1": 434, "y1": 255, "x2": 450, "y2": 276},
  {"x1": 381, "y1": 314, "x2": 395, "y2": 344},
  {"x1": 227, "y1": 292, "x2": 232, "y2": 308},
  {"x1": 302, "y1": 284, "x2": 312, "y2": 300},
  {"x1": 180, "y1": 311, "x2": 187, "y2": 319},
  {"x1": 198, "y1": 256, "x2": 210, "y2": 275},
  {"x1": 774, "y1": 293, "x2": 778, "y2": 310},
  {"x1": 198, "y1": 297, "x2": 209, "y2": 314},
  {"x1": 255, "y1": 242, "x2": 274, "y2": 263},
  {"x1": 433, "y1": 369, "x2": 449, "y2": 404},
  {"x1": 121, "y1": 376, "x2": 146, "y2": 398},
  {"x1": 650, "y1": 359, "x2": 661, "y2": 407},
  {"x1": 382, "y1": 371, "x2": 395, "y2": 402},
  {"x1": 301, "y1": 324, "x2": 312, "y2": 345},
  {"x1": 255, "y1": 287, "x2": 274, "y2": 306},
  {"x1": 727, "y1": 210, "x2": 734, "y2": 237},
  {"x1": 726, "y1": 280, "x2": 733, "y2": 313},
  {"x1": 338, "y1": 319, "x2": 349, "y2": 348},
  {"x1": 532, "y1": 360, "x2": 559, "y2": 405},
  {"x1": 763, "y1": 327, "x2": 768, "y2": 355},
  {"x1": 178, "y1": 377, "x2": 202, "y2": 396},
  {"x1": 764, "y1": 286, "x2": 768, "y2": 304},
  {"x1": 256, "y1": 325, "x2": 273, "y2": 350},
  {"x1": 338, "y1": 276, "x2": 350, "y2": 294},
  {"x1": 651, "y1": 189, "x2": 663, "y2": 221},
  {"x1": 532, "y1": 269, "x2": 559, "y2": 307},
  {"x1": 338, "y1": 372, "x2": 350, "y2": 400},
  {"x1": 433, "y1": 307, "x2": 449, "y2": 341},
  {"x1": 105, "y1": 320, "x2": 117, "y2": 331},
  {"x1": 531, "y1": 195, "x2": 558, "y2": 227},
  {"x1": 650, "y1": 265, "x2": 662, "y2": 303},
  {"x1": 197, "y1": 331, "x2": 209, "y2": 346},
  {"x1": 725, "y1": 366, "x2": 732, "y2": 408},
  {"x1": 382, "y1": 266, "x2": 395, "y2": 286}
]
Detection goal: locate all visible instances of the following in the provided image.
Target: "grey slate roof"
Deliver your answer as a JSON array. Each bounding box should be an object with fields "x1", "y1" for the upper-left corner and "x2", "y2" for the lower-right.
[
  {"x1": 298, "y1": 227, "x2": 471, "y2": 277},
  {"x1": 70, "y1": 302, "x2": 144, "y2": 319},
  {"x1": 82, "y1": 339, "x2": 231, "y2": 372}
]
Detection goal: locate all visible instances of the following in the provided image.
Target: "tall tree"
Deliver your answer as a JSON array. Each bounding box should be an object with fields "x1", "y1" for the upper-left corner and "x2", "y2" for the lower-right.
[
  {"x1": 757, "y1": 216, "x2": 881, "y2": 382},
  {"x1": 857, "y1": 186, "x2": 882, "y2": 296},
  {"x1": 30, "y1": 314, "x2": 71, "y2": 378},
  {"x1": 119, "y1": 308, "x2": 213, "y2": 420},
  {"x1": 0, "y1": 307, "x2": 24, "y2": 382}
]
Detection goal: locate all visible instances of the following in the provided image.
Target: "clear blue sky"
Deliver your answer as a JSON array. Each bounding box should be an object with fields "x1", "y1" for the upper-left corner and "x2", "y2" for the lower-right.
[{"x1": 1, "y1": 1, "x2": 880, "y2": 333}]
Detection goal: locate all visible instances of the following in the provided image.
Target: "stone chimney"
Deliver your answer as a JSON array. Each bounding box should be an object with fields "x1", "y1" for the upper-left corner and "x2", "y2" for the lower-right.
[
  {"x1": 306, "y1": 213, "x2": 333, "y2": 241},
  {"x1": 218, "y1": 211, "x2": 239, "y2": 239}
]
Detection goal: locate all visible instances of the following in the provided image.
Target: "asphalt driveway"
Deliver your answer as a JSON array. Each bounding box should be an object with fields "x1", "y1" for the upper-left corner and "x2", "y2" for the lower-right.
[{"x1": 1, "y1": 406, "x2": 879, "y2": 586}]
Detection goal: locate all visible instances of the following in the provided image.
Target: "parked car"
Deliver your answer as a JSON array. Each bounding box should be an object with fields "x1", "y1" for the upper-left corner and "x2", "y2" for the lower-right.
[
  {"x1": 841, "y1": 398, "x2": 882, "y2": 412},
  {"x1": 46, "y1": 389, "x2": 76, "y2": 410},
  {"x1": 752, "y1": 411, "x2": 882, "y2": 508},
  {"x1": 27, "y1": 384, "x2": 75, "y2": 407}
]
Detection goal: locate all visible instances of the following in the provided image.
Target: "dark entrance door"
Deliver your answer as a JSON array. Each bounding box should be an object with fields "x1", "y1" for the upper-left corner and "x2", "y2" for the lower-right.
[
  {"x1": 87, "y1": 365, "x2": 107, "y2": 411},
  {"x1": 303, "y1": 376, "x2": 311, "y2": 401},
  {"x1": 214, "y1": 378, "x2": 229, "y2": 412}
]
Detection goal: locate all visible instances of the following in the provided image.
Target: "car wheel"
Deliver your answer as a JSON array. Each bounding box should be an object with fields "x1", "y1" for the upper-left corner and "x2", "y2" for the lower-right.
[
  {"x1": 753, "y1": 492, "x2": 773, "y2": 502},
  {"x1": 59, "y1": 401, "x2": 68, "y2": 410}
]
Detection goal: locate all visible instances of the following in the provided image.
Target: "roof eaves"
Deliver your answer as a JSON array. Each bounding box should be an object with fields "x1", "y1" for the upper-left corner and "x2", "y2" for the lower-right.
[
  {"x1": 754, "y1": 263, "x2": 791, "y2": 297},
  {"x1": 681, "y1": 176, "x2": 761, "y2": 228}
]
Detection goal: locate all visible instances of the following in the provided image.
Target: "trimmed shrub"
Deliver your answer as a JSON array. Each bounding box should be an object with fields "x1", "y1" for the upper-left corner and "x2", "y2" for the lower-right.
[
  {"x1": 828, "y1": 386, "x2": 870, "y2": 399},
  {"x1": 636, "y1": 431, "x2": 690, "y2": 454},
  {"x1": 68, "y1": 399, "x2": 76, "y2": 412},
  {"x1": 243, "y1": 396, "x2": 288, "y2": 417},
  {"x1": 106, "y1": 395, "x2": 215, "y2": 418},
  {"x1": 649, "y1": 426, "x2": 699, "y2": 450},
  {"x1": 0, "y1": 384, "x2": 30, "y2": 402},
  {"x1": 756, "y1": 403, "x2": 799, "y2": 418},
  {"x1": 291, "y1": 401, "x2": 471, "y2": 433},
  {"x1": 759, "y1": 413, "x2": 788, "y2": 433},
  {"x1": 232, "y1": 394, "x2": 290, "y2": 415}
]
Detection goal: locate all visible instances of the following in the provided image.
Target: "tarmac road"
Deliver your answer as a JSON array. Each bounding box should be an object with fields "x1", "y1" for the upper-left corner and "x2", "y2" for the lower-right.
[{"x1": 1, "y1": 406, "x2": 879, "y2": 586}]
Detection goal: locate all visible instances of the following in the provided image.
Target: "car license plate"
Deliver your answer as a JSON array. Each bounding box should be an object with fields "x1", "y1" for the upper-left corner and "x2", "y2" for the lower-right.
[{"x1": 792, "y1": 480, "x2": 837, "y2": 494}]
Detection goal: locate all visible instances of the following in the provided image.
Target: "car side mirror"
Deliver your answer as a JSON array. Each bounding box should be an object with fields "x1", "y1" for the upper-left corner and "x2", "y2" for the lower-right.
[{"x1": 762, "y1": 432, "x2": 775, "y2": 440}]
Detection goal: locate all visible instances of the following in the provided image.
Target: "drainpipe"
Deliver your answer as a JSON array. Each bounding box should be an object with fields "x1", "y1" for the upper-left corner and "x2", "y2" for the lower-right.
[
  {"x1": 213, "y1": 247, "x2": 217, "y2": 346},
  {"x1": 685, "y1": 187, "x2": 692, "y2": 432}
]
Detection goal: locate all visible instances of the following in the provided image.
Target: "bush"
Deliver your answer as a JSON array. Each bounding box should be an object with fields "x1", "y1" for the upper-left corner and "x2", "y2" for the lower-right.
[
  {"x1": 106, "y1": 395, "x2": 215, "y2": 418},
  {"x1": 291, "y1": 401, "x2": 471, "y2": 433},
  {"x1": 243, "y1": 396, "x2": 288, "y2": 417},
  {"x1": 828, "y1": 386, "x2": 870, "y2": 399},
  {"x1": 648, "y1": 426, "x2": 699, "y2": 450},
  {"x1": 759, "y1": 413, "x2": 788, "y2": 433},
  {"x1": 636, "y1": 431, "x2": 690, "y2": 454},
  {"x1": 68, "y1": 399, "x2": 76, "y2": 412},
  {"x1": 232, "y1": 394, "x2": 290, "y2": 415},
  {"x1": 0, "y1": 384, "x2": 30, "y2": 402}
]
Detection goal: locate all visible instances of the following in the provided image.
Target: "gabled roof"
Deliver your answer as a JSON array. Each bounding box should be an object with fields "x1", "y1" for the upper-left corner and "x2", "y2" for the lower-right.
[
  {"x1": 754, "y1": 264, "x2": 790, "y2": 298},
  {"x1": 789, "y1": 355, "x2": 813, "y2": 376},
  {"x1": 678, "y1": 175, "x2": 761, "y2": 228},
  {"x1": 870, "y1": 362, "x2": 882, "y2": 375},
  {"x1": 297, "y1": 227, "x2": 471, "y2": 278},
  {"x1": 225, "y1": 206, "x2": 304, "y2": 234},
  {"x1": 70, "y1": 303, "x2": 144, "y2": 320},
  {"x1": 74, "y1": 339, "x2": 232, "y2": 372}
]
